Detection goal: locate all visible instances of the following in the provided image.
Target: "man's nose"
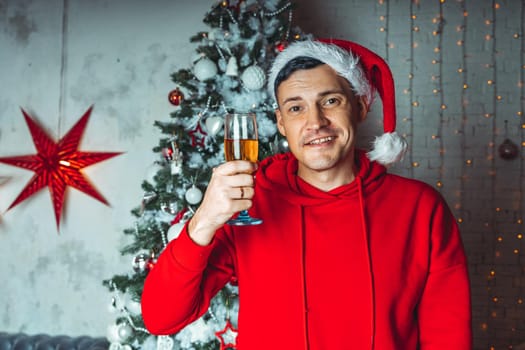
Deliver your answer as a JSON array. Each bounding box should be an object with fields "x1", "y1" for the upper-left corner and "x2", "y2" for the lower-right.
[{"x1": 305, "y1": 105, "x2": 329, "y2": 130}]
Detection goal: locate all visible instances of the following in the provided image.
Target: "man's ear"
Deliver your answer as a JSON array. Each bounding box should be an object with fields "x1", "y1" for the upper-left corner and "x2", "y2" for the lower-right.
[
  {"x1": 356, "y1": 96, "x2": 369, "y2": 123},
  {"x1": 275, "y1": 108, "x2": 286, "y2": 137}
]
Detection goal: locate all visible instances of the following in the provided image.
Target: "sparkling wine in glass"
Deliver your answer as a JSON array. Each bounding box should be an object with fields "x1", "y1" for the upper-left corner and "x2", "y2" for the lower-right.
[{"x1": 224, "y1": 112, "x2": 263, "y2": 225}]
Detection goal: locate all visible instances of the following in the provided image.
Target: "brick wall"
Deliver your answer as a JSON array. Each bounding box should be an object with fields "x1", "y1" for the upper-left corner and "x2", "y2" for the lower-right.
[{"x1": 295, "y1": 0, "x2": 524, "y2": 348}]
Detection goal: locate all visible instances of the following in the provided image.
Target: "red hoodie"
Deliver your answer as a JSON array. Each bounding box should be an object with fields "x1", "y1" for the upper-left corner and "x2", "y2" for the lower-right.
[{"x1": 142, "y1": 150, "x2": 472, "y2": 349}]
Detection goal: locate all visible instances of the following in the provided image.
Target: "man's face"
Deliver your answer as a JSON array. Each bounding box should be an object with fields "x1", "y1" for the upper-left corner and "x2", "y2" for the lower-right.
[{"x1": 275, "y1": 64, "x2": 367, "y2": 178}]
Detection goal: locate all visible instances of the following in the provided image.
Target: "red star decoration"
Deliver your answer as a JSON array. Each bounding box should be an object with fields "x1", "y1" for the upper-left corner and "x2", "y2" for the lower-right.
[
  {"x1": 188, "y1": 123, "x2": 208, "y2": 148},
  {"x1": 0, "y1": 106, "x2": 122, "y2": 228},
  {"x1": 215, "y1": 319, "x2": 238, "y2": 350}
]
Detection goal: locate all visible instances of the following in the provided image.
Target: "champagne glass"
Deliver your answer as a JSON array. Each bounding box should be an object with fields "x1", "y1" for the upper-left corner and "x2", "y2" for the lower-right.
[{"x1": 224, "y1": 112, "x2": 263, "y2": 225}]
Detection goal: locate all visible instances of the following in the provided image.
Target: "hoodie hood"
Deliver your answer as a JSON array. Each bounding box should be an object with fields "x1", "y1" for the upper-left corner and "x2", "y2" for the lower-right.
[
  {"x1": 256, "y1": 149, "x2": 387, "y2": 206},
  {"x1": 255, "y1": 148, "x2": 384, "y2": 348}
]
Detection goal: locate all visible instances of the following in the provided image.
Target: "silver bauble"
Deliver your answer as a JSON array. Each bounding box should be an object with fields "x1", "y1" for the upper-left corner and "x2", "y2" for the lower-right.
[
  {"x1": 278, "y1": 138, "x2": 289, "y2": 153},
  {"x1": 205, "y1": 116, "x2": 224, "y2": 137},
  {"x1": 241, "y1": 65, "x2": 266, "y2": 90},
  {"x1": 132, "y1": 253, "x2": 149, "y2": 272},
  {"x1": 107, "y1": 324, "x2": 122, "y2": 343},
  {"x1": 117, "y1": 323, "x2": 133, "y2": 342},
  {"x1": 126, "y1": 299, "x2": 142, "y2": 315},
  {"x1": 194, "y1": 57, "x2": 218, "y2": 81},
  {"x1": 185, "y1": 185, "x2": 203, "y2": 205}
]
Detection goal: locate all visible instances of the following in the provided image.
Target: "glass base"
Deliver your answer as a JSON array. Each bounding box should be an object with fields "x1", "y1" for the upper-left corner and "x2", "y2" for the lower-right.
[{"x1": 227, "y1": 211, "x2": 263, "y2": 226}]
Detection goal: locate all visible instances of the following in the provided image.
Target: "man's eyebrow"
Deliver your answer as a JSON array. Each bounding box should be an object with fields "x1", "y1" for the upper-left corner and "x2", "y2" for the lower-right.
[
  {"x1": 280, "y1": 96, "x2": 303, "y2": 105},
  {"x1": 318, "y1": 89, "x2": 347, "y2": 97},
  {"x1": 280, "y1": 89, "x2": 347, "y2": 105}
]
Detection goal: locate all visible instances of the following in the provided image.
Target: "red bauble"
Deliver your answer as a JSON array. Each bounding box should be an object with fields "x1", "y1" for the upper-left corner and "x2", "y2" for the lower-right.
[
  {"x1": 168, "y1": 88, "x2": 184, "y2": 106},
  {"x1": 162, "y1": 147, "x2": 174, "y2": 161},
  {"x1": 229, "y1": 275, "x2": 238, "y2": 286},
  {"x1": 275, "y1": 41, "x2": 288, "y2": 52},
  {"x1": 146, "y1": 257, "x2": 157, "y2": 272}
]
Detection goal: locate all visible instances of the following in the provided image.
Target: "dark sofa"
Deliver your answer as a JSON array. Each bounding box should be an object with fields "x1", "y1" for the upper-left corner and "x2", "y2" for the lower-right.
[{"x1": 0, "y1": 333, "x2": 109, "y2": 350}]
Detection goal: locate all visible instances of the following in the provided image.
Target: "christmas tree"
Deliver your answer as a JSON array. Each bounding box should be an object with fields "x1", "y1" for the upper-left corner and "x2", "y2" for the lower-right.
[{"x1": 103, "y1": 1, "x2": 307, "y2": 349}]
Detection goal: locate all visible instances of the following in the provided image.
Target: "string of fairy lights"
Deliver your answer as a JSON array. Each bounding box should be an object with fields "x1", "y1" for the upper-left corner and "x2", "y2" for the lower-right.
[
  {"x1": 458, "y1": 0, "x2": 468, "y2": 228},
  {"x1": 435, "y1": 1, "x2": 445, "y2": 190},
  {"x1": 408, "y1": 0, "x2": 415, "y2": 178},
  {"x1": 378, "y1": 0, "x2": 390, "y2": 62},
  {"x1": 487, "y1": 0, "x2": 499, "y2": 346},
  {"x1": 514, "y1": 0, "x2": 525, "y2": 342},
  {"x1": 509, "y1": 0, "x2": 525, "y2": 345},
  {"x1": 377, "y1": 0, "x2": 523, "y2": 348}
]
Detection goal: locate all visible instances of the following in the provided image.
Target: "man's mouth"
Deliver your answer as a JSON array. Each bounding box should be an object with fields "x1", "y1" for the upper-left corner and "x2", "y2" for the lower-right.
[{"x1": 305, "y1": 136, "x2": 335, "y2": 145}]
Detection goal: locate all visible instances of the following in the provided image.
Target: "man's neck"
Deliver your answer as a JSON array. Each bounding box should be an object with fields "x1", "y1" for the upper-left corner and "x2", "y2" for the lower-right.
[{"x1": 297, "y1": 163, "x2": 357, "y2": 192}]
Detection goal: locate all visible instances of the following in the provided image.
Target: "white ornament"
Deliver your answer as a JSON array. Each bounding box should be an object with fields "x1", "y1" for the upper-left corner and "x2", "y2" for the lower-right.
[
  {"x1": 185, "y1": 185, "x2": 203, "y2": 205},
  {"x1": 167, "y1": 221, "x2": 186, "y2": 242},
  {"x1": 226, "y1": 57, "x2": 239, "y2": 77},
  {"x1": 194, "y1": 57, "x2": 218, "y2": 81},
  {"x1": 126, "y1": 299, "x2": 142, "y2": 315},
  {"x1": 167, "y1": 144, "x2": 183, "y2": 175},
  {"x1": 157, "y1": 336, "x2": 175, "y2": 350},
  {"x1": 109, "y1": 343, "x2": 132, "y2": 350},
  {"x1": 109, "y1": 342, "x2": 123, "y2": 350},
  {"x1": 108, "y1": 297, "x2": 119, "y2": 313},
  {"x1": 170, "y1": 160, "x2": 182, "y2": 175},
  {"x1": 241, "y1": 65, "x2": 266, "y2": 90},
  {"x1": 205, "y1": 116, "x2": 224, "y2": 137},
  {"x1": 117, "y1": 323, "x2": 134, "y2": 342},
  {"x1": 107, "y1": 324, "x2": 123, "y2": 343}
]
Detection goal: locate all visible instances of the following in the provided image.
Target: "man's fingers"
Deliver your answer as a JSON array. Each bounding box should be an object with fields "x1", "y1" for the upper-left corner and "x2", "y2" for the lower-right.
[
  {"x1": 214, "y1": 160, "x2": 257, "y2": 175},
  {"x1": 221, "y1": 173, "x2": 254, "y2": 188},
  {"x1": 231, "y1": 186, "x2": 254, "y2": 200}
]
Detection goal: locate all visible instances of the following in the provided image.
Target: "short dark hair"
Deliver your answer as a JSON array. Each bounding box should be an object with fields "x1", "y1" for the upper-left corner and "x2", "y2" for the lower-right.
[{"x1": 273, "y1": 56, "x2": 324, "y2": 101}]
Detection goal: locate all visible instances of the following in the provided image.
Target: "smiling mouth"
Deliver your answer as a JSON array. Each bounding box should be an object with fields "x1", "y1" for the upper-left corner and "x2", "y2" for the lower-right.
[{"x1": 305, "y1": 136, "x2": 335, "y2": 145}]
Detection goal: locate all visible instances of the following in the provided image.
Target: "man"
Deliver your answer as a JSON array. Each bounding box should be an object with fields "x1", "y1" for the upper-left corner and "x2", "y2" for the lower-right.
[{"x1": 142, "y1": 39, "x2": 472, "y2": 349}]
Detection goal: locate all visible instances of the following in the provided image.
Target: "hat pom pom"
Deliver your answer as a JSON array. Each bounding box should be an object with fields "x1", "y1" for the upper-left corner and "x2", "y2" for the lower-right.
[{"x1": 367, "y1": 132, "x2": 408, "y2": 166}]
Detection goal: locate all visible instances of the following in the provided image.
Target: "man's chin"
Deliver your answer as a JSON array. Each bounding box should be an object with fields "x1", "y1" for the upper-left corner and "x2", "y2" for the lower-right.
[{"x1": 300, "y1": 157, "x2": 338, "y2": 172}]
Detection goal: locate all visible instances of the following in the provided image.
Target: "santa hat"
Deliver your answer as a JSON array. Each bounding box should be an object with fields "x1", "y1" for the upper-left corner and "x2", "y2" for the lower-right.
[{"x1": 268, "y1": 38, "x2": 407, "y2": 165}]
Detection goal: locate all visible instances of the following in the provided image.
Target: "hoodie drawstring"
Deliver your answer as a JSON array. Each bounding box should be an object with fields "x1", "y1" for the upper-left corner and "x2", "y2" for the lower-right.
[
  {"x1": 356, "y1": 176, "x2": 376, "y2": 349},
  {"x1": 298, "y1": 176, "x2": 375, "y2": 350},
  {"x1": 299, "y1": 205, "x2": 310, "y2": 349}
]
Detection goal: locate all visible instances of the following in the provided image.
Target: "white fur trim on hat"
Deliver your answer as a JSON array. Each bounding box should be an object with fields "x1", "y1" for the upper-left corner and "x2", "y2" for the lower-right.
[
  {"x1": 268, "y1": 40, "x2": 374, "y2": 105},
  {"x1": 367, "y1": 132, "x2": 408, "y2": 165}
]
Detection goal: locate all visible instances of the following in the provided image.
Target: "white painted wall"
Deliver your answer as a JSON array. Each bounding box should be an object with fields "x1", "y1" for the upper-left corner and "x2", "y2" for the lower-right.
[{"x1": 0, "y1": 0, "x2": 212, "y2": 336}]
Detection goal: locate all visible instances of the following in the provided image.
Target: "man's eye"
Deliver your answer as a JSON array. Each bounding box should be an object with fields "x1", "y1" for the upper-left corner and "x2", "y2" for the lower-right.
[
  {"x1": 288, "y1": 106, "x2": 301, "y2": 113},
  {"x1": 325, "y1": 98, "x2": 339, "y2": 105}
]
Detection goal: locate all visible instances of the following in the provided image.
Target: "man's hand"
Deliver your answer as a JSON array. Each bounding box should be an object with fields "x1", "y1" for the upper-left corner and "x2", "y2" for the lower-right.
[{"x1": 188, "y1": 160, "x2": 257, "y2": 246}]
